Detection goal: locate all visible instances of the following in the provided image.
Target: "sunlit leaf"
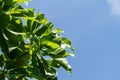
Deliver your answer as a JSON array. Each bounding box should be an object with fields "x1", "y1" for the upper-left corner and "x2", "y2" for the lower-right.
[
  {"x1": 41, "y1": 40, "x2": 59, "y2": 49},
  {"x1": 0, "y1": 0, "x2": 74, "y2": 79},
  {"x1": 8, "y1": 8, "x2": 34, "y2": 17}
]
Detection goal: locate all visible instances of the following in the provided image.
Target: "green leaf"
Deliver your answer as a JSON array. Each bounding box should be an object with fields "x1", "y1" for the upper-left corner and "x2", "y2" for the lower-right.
[
  {"x1": 48, "y1": 48, "x2": 66, "y2": 58},
  {"x1": 8, "y1": 8, "x2": 34, "y2": 17},
  {"x1": 9, "y1": 47, "x2": 23, "y2": 59},
  {"x1": 37, "y1": 58, "x2": 45, "y2": 78},
  {"x1": 62, "y1": 37, "x2": 74, "y2": 51},
  {"x1": 26, "y1": 19, "x2": 32, "y2": 32},
  {"x1": 32, "y1": 53, "x2": 45, "y2": 80},
  {"x1": 41, "y1": 40, "x2": 59, "y2": 49},
  {"x1": 3, "y1": 0, "x2": 13, "y2": 6},
  {"x1": 7, "y1": 18, "x2": 25, "y2": 33},
  {"x1": 51, "y1": 60, "x2": 61, "y2": 68},
  {"x1": 8, "y1": 68, "x2": 29, "y2": 79},
  {"x1": 13, "y1": 0, "x2": 32, "y2": 4},
  {"x1": 35, "y1": 23, "x2": 53, "y2": 37},
  {"x1": 36, "y1": 12, "x2": 48, "y2": 25},
  {"x1": 47, "y1": 76, "x2": 58, "y2": 80},
  {"x1": 37, "y1": 54, "x2": 49, "y2": 69},
  {"x1": 62, "y1": 37, "x2": 71, "y2": 45},
  {"x1": 0, "y1": 30, "x2": 9, "y2": 59},
  {"x1": 52, "y1": 35, "x2": 62, "y2": 45},
  {"x1": 32, "y1": 66, "x2": 44, "y2": 80},
  {"x1": 0, "y1": 54, "x2": 5, "y2": 67},
  {"x1": 32, "y1": 21, "x2": 41, "y2": 32},
  {"x1": 26, "y1": 18, "x2": 41, "y2": 32},
  {"x1": 0, "y1": 70, "x2": 5, "y2": 80},
  {"x1": 53, "y1": 28, "x2": 63, "y2": 33},
  {"x1": 54, "y1": 58, "x2": 71, "y2": 73},
  {"x1": 6, "y1": 52, "x2": 30, "y2": 69},
  {"x1": 0, "y1": 14, "x2": 10, "y2": 29},
  {"x1": 36, "y1": 13, "x2": 44, "y2": 22},
  {"x1": 3, "y1": 28, "x2": 24, "y2": 43},
  {"x1": 50, "y1": 48, "x2": 65, "y2": 55},
  {"x1": 0, "y1": 0, "x2": 74, "y2": 79}
]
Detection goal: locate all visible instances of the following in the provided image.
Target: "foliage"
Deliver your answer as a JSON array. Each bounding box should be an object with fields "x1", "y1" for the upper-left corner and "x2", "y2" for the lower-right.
[{"x1": 0, "y1": 0, "x2": 74, "y2": 80}]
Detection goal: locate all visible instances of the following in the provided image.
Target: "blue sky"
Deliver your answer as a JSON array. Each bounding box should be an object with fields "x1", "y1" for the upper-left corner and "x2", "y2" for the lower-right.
[{"x1": 27, "y1": 0, "x2": 120, "y2": 80}]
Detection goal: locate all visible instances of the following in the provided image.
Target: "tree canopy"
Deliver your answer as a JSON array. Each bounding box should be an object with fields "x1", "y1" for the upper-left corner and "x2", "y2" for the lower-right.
[{"x1": 0, "y1": 0, "x2": 74, "y2": 80}]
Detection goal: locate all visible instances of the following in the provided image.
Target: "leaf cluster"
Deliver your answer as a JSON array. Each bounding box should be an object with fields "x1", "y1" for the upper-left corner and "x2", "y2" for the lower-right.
[{"x1": 0, "y1": 0, "x2": 74, "y2": 80}]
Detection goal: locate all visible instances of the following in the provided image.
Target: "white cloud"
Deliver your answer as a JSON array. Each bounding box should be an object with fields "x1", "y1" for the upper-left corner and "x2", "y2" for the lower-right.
[{"x1": 107, "y1": 0, "x2": 120, "y2": 15}]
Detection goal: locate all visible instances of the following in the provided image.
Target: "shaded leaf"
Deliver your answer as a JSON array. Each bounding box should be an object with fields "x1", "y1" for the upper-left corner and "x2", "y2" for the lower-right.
[
  {"x1": 54, "y1": 58, "x2": 72, "y2": 73},
  {"x1": 37, "y1": 58, "x2": 45, "y2": 78},
  {"x1": 3, "y1": 28, "x2": 23, "y2": 43},
  {"x1": 0, "y1": 14, "x2": 10, "y2": 29},
  {"x1": 7, "y1": 18, "x2": 25, "y2": 33},
  {"x1": 6, "y1": 52, "x2": 30, "y2": 69},
  {"x1": 0, "y1": 54, "x2": 5, "y2": 67},
  {"x1": 32, "y1": 53, "x2": 45, "y2": 80},
  {"x1": 35, "y1": 23, "x2": 53, "y2": 37},
  {"x1": 50, "y1": 48, "x2": 65, "y2": 55},
  {"x1": 51, "y1": 60, "x2": 61, "y2": 68},
  {"x1": 0, "y1": 70, "x2": 5, "y2": 80},
  {"x1": 9, "y1": 47, "x2": 23, "y2": 59},
  {"x1": 0, "y1": 30, "x2": 9, "y2": 59}
]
